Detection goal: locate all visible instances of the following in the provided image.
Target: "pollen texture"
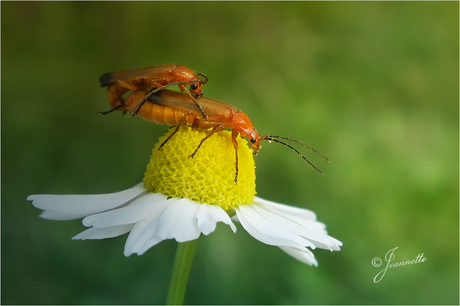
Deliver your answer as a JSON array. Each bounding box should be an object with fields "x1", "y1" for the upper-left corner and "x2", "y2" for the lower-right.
[{"x1": 143, "y1": 126, "x2": 256, "y2": 211}]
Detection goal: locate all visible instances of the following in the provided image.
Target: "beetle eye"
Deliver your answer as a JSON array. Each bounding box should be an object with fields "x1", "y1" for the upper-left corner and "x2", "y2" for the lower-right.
[
  {"x1": 251, "y1": 138, "x2": 256, "y2": 144},
  {"x1": 191, "y1": 83, "x2": 198, "y2": 90}
]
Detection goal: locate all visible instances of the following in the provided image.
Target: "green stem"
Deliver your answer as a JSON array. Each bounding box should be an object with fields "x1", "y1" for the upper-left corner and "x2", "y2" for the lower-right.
[{"x1": 166, "y1": 239, "x2": 199, "y2": 305}]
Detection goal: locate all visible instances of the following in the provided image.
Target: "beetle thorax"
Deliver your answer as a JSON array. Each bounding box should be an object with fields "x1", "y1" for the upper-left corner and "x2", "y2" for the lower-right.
[
  {"x1": 173, "y1": 66, "x2": 199, "y2": 82},
  {"x1": 232, "y1": 111, "x2": 261, "y2": 153}
]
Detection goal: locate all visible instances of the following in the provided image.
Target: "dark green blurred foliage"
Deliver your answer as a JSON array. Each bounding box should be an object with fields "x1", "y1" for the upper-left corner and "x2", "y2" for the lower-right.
[{"x1": 2, "y1": 2, "x2": 458, "y2": 304}]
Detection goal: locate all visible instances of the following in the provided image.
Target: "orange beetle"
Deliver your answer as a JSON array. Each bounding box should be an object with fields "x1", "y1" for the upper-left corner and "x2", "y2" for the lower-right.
[
  {"x1": 122, "y1": 89, "x2": 329, "y2": 183},
  {"x1": 99, "y1": 64, "x2": 208, "y2": 118}
]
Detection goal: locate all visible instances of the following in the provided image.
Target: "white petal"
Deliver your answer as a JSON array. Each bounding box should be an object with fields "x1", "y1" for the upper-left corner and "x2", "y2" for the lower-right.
[
  {"x1": 130, "y1": 218, "x2": 163, "y2": 256},
  {"x1": 124, "y1": 199, "x2": 172, "y2": 256},
  {"x1": 256, "y1": 197, "x2": 327, "y2": 233},
  {"x1": 82, "y1": 193, "x2": 168, "y2": 228},
  {"x1": 255, "y1": 197, "x2": 343, "y2": 251},
  {"x1": 72, "y1": 224, "x2": 134, "y2": 240},
  {"x1": 235, "y1": 205, "x2": 315, "y2": 250},
  {"x1": 156, "y1": 198, "x2": 201, "y2": 242},
  {"x1": 251, "y1": 203, "x2": 340, "y2": 250},
  {"x1": 40, "y1": 211, "x2": 87, "y2": 220},
  {"x1": 254, "y1": 196, "x2": 317, "y2": 221},
  {"x1": 309, "y1": 235, "x2": 343, "y2": 251},
  {"x1": 279, "y1": 246, "x2": 318, "y2": 266},
  {"x1": 196, "y1": 204, "x2": 237, "y2": 235},
  {"x1": 28, "y1": 183, "x2": 146, "y2": 215}
]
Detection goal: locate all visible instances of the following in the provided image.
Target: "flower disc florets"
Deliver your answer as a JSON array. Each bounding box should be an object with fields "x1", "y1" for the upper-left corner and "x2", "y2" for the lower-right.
[{"x1": 143, "y1": 126, "x2": 256, "y2": 211}]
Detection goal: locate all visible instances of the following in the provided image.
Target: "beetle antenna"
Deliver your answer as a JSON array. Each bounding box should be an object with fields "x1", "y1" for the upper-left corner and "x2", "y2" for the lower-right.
[
  {"x1": 263, "y1": 135, "x2": 330, "y2": 162},
  {"x1": 261, "y1": 136, "x2": 329, "y2": 174},
  {"x1": 197, "y1": 73, "x2": 209, "y2": 85}
]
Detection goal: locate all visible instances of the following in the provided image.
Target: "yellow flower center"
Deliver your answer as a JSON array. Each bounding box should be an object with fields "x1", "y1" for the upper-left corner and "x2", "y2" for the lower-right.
[{"x1": 143, "y1": 126, "x2": 256, "y2": 211}]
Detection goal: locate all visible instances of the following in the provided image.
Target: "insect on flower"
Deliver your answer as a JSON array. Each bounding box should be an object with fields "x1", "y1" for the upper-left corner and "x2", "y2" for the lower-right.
[
  {"x1": 28, "y1": 126, "x2": 343, "y2": 266},
  {"x1": 123, "y1": 89, "x2": 330, "y2": 183},
  {"x1": 98, "y1": 64, "x2": 209, "y2": 118}
]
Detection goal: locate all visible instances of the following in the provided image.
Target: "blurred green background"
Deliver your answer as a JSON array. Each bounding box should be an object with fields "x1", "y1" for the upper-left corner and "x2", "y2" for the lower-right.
[{"x1": 2, "y1": 2, "x2": 458, "y2": 305}]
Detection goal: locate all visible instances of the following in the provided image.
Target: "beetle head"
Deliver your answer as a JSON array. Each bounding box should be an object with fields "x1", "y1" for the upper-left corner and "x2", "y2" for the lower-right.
[
  {"x1": 174, "y1": 66, "x2": 205, "y2": 97},
  {"x1": 232, "y1": 112, "x2": 261, "y2": 154},
  {"x1": 189, "y1": 82, "x2": 204, "y2": 97}
]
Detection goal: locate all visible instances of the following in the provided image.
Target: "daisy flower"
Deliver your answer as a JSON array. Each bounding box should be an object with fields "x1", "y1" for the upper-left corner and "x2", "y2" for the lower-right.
[{"x1": 28, "y1": 126, "x2": 342, "y2": 267}]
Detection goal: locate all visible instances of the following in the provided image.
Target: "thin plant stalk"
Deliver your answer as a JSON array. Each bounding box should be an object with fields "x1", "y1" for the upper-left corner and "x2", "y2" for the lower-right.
[{"x1": 166, "y1": 239, "x2": 199, "y2": 305}]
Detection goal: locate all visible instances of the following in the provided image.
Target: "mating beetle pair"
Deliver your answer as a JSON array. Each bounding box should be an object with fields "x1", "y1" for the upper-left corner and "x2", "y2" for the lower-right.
[{"x1": 99, "y1": 64, "x2": 328, "y2": 182}]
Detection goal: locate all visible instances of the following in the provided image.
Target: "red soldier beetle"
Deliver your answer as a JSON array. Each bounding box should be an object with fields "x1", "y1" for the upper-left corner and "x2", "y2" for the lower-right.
[
  {"x1": 122, "y1": 89, "x2": 329, "y2": 183},
  {"x1": 99, "y1": 64, "x2": 209, "y2": 119}
]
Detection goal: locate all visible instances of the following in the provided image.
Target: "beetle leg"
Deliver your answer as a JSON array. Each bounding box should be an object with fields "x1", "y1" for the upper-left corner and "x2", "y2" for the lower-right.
[
  {"x1": 114, "y1": 80, "x2": 138, "y2": 106},
  {"x1": 197, "y1": 73, "x2": 209, "y2": 85},
  {"x1": 189, "y1": 124, "x2": 224, "y2": 159},
  {"x1": 158, "y1": 113, "x2": 191, "y2": 151},
  {"x1": 104, "y1": 81, "x2": 139, "y2": 115},
  {"x1": 128, "y1": 86, "x2": 164, "y2": 117},
  {"x1": 98, "y1": 104, "x2": 124, "y2": 115},
  {"x1": 181, "y1": 85, "x2": 209, "y2": 121},
  {"x1": 231, "y1": 129, "x2": 239, "y2": 184},
  {"x1": 128, "y1": 81, "x2": 193, "y2": 117}
]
